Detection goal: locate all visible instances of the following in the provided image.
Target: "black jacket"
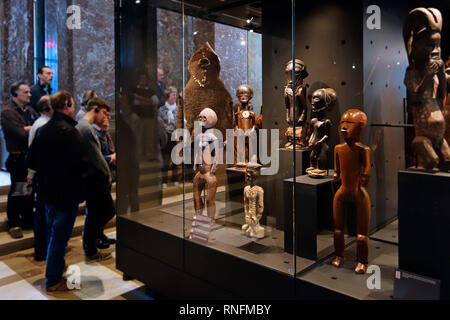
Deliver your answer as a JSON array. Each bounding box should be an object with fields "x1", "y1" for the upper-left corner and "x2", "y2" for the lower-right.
[
  {"x1": 30, "y1": 81, "x2": 52, "y2": 113},
  {"x1": 28, "y1": 112, "x2": 88, "y2": 206},
  {"x1": 1, "y1": 101, "x2": 39, "y2": 153}
]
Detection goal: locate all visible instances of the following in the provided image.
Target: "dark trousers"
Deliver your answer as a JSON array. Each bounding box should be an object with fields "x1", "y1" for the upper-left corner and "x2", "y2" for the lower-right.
[
  {"x1": 45, "y1": 203, "x2": 78, "y2": 287},
  {"x1": 6, "y1": 154, "x2": 33, "y2": 228},
  {"x1": 83, "y1": 175, "x2": 116, "y2": 256},
  {"x1": 33, "y1": 196, "x2": 48, "y2": 260}
]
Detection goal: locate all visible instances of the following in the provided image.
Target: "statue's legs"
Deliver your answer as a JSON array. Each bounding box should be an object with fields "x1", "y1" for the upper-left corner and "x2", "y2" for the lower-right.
[
  {"x1": 412, "y1": 136, "x2": 439, "y2": 169},
  {"x1": 193, "y1": 172, "x2": 205, "y2": 215},
  {"x1": 355, "y1": 188, "x2": 371, "y2": 274},
  {"x1": 317, "y1": 143, "x2": 329, "y2": 171},
  {"x1": 332, "y1": 189, "x2": 346, "y2": 267},
  {"x1": 204, "y1": 172, "x2": 217, "y2": 219},
  {"x1": 439, "y1": 138, "x2": 450, "y2": 162}
]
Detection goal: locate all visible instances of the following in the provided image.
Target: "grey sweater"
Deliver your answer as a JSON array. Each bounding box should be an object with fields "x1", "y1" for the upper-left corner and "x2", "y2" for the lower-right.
[{"x1": 76, "y1": 118, "x2": 111, "y2": 180}]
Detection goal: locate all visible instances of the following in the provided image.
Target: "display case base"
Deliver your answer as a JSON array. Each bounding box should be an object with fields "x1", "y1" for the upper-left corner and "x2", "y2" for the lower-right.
[
  {"x1": 398, "y1": 169, "x2": 450, "y2": 299},
  {"x1": 117, "y1": 207, "x2": 398, "y2": 300}
]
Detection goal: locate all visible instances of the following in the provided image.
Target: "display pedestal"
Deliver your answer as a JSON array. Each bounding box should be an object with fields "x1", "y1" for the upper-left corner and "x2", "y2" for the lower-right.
[
  {"x1": 265, "y1": 148, "x2": 311, "y2": 230},
  {"x1": 283, "y1": 173, "x2": 334, "y2": 260},
  {"x1": 398, "y1": 169, "x2": 450, "y2": 299}
]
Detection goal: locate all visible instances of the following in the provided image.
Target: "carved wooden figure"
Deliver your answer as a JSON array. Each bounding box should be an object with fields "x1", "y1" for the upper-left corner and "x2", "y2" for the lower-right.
[
  {"x1": 306, "y1": 88, "x2": 337, "y2": 178},
  {"x1": 177, "y1": 42, "x2": 233, "y2": 141},
  {"x1": 234, "y1": 84, "x2": 257, "y2": 167},
  {"x1": 284, "y1": 59, "x2": 309, "y2": 149},
  {"x1": 193, "y1": 108, "x2": 219, "y2": 220},
  {"x1": 242, "y1": 165, "x2": 264, "y2": 239},
  {"x1": 403, "y1": 7, "x2": 450, "y2": 170},
  {"x1": 444, "y1": 67, "x2": 450, "y2": 148},
  {"x1": 332, "y1": 109, "x2": 371, "y2": 274}
]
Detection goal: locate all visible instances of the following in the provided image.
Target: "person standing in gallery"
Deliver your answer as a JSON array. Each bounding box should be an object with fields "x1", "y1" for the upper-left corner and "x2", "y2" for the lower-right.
[
  {"x1": 28, "y1": 91, "x2": 87, "y2": 292},
  {"x1": 1, "y1": 82, "x2": 38, "y2": 239},
  {"x1": 76, "y1": 98, "x2": 114, "y2": 261},
  {"x1": 76, "y1": 89, "x2": 98, "y2": 122},
  {"x1": 30, "y1": 66, "x2": 54, "y2": 113},
  {"x1": 159, "y1": 86, "x2": 180, "y2": 187},
  {"x1": 157, "y1": 68, "x2": 166, "y2": 107},
  {"x1": 27, "y1": 96, "x2": 53, "y2": 261}
]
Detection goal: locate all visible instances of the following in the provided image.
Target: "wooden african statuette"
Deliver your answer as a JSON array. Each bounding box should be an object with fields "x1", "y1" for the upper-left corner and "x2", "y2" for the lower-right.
[
  {"x1": 332, "y1": 109, "x2": 371, "y2": 274},
  {"x1": 306, "y1": 88, "x2": 337, "y2": 178},
  {"x1": 177, "y1": 42, "x2": 233, "y2": 141},
  {"x1": 234, "y1": 84, "x2": 257, "y2": 167},
  {"x1": 284, "y1": 59, "x2": 309, "y2": 150},
  {"x1": 444, "y1": 67, "x2": 450, "y2": 148},
  {"x1": 242, "y1": 165, "x2": 264, "y2": 239},
  {"x1": 193, "y1": 108, "x2": 219, "y2": 220},
  {"x1": 403, "y1": 8, "x2": 450, "y2": 170}
]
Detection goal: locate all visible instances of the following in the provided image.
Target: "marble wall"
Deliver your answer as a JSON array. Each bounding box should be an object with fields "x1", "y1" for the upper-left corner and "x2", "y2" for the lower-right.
[
  {"x1": 71, "y1": 0, "x2": 115, "y2": 106},
  {"x1": 0, "y1": 0, "x2": 115, "y2": 108},
  {"x1": 0, "y1": 0, "x2": 34, "y2": 108},
  {"x1": 45, "y1": 0, "x2": 115, "y2": 108}
]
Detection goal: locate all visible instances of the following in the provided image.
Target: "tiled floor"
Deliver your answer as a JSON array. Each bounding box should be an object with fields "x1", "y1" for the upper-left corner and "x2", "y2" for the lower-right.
[{"x1": 0, "y1": 229, "x2": 152, "y2": 300}]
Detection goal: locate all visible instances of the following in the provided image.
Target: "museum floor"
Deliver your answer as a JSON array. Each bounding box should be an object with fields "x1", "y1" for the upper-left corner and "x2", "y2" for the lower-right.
[{"x1": 0, "y1": 228, "x2": 151, "y2": 300}]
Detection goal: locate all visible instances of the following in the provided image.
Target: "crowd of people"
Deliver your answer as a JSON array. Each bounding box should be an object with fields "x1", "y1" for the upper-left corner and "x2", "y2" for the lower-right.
[
  {"x1": 0, "y1": 66, "x2": 179, "y2": 293},
  {"x1": 1, "y1": 66, "x2": 118, "y2": 292}
]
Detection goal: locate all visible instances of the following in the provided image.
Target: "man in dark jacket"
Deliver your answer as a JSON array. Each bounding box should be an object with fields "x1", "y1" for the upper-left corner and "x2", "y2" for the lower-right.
[
  {"x1": 76, "y1": 98, "x2": 114, "y2": 261},
  {"x1": 28, "y1": 91, "x2": 87, "y2": 292},
  {"x1": 30, "y1": 66, "x2": 53, "y2": 113},
  {"x1": 1, "y1": 82, "x2": 39, "y2": 239}
]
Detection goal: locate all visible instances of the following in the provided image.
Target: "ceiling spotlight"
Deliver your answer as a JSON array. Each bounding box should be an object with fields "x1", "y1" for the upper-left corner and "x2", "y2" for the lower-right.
[
  {"x1": 246, "y1": 17, "x2": 254, "y2": 25},
  {"x1": 249, "y1": 29, "x2": 254, "y2": 33},
  {"x1": 136, "y1": 0, "x2": 140, "y2": 3}
]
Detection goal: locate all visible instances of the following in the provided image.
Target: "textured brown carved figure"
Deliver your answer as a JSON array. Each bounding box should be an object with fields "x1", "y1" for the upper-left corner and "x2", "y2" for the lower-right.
[
  {"x1": 306, "y1": 88, "x2": 337, "y2": 178},
  {"x1": 177, "y1": 42, "x2": 233, "y2": 140},
  {"x1": 403, "y1": 8, "x2": 450, "y2": 170},
  {"x1": 242, "y1": 165, "x2": 264, "y2": 239},
  {"x1": 332, "y1": 109, "x2": 371, "y2": 274},
  {"x1": 284, "y1": 59, "x2": 309, "y2": 149},
  {"x1": 444, "y1": 67, "x2": 450, "y2": 147},
  {"x1": 233, "y1": 84, "x2": 257, "y2": 167},
  {"x1": 193, "y1": 108, "x2": 219, "y2": 220}
]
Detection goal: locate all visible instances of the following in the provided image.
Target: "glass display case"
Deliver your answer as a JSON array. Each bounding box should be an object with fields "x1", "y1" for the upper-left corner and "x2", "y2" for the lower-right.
[{"x1": 115, "y1": 0, "x2": 450, "y2": 300}]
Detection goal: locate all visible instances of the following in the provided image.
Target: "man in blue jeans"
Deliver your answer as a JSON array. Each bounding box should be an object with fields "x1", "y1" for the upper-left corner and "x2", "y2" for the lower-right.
[{"x1": 28, "y1": 91, "x2": 88, "y2": 292}]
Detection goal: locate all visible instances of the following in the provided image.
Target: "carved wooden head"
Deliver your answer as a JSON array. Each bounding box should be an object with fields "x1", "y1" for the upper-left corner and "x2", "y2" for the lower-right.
[
  {"x1": 236, "y1": 84, "x2": 254, "y2": 105},
  {"x1": 339, "y1": 109, "x2": 367, "y2": 142},
  {"x1": 285, "y1": 59, "x2": 309, "y2": 82},
  {"x1": 312, "y1": 88, "x2": 337, "y2": 113},
  {"x1": 198, "y1": 107, "x2": 218, "y2": 129},
  {"x1": 188, "y1": 42, "x2": 221, "y2": 88},
  {"x1": 403, "y1": 8, "x2": 442, "y2": 64}
]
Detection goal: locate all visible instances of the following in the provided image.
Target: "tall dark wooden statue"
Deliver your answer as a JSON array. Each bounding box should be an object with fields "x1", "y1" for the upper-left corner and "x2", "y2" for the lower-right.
[
  {"x1": 306, "y1": 88, "x2": 337, "y2": 178},
  {"x1": 177, "y1": 42, "x2": 233, "y2": 140},
  {"x1": 332, "y1": 109, "x2": 371, "y2": 274},
  {"x1": 284, "y1": 59, "x2": 309, "y2": 149},
  {"x1": 403, "y1": 8, "x2": 450, "y2": 170}
]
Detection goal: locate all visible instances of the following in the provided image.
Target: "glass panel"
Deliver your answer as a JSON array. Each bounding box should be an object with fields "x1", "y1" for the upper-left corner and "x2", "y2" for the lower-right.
[
  {"x1": 181, "y1": 0, "x2": 296, "y2": 293},
  {"x1": 116, "y1": 0, "x2": 184, "y2": 238}
]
